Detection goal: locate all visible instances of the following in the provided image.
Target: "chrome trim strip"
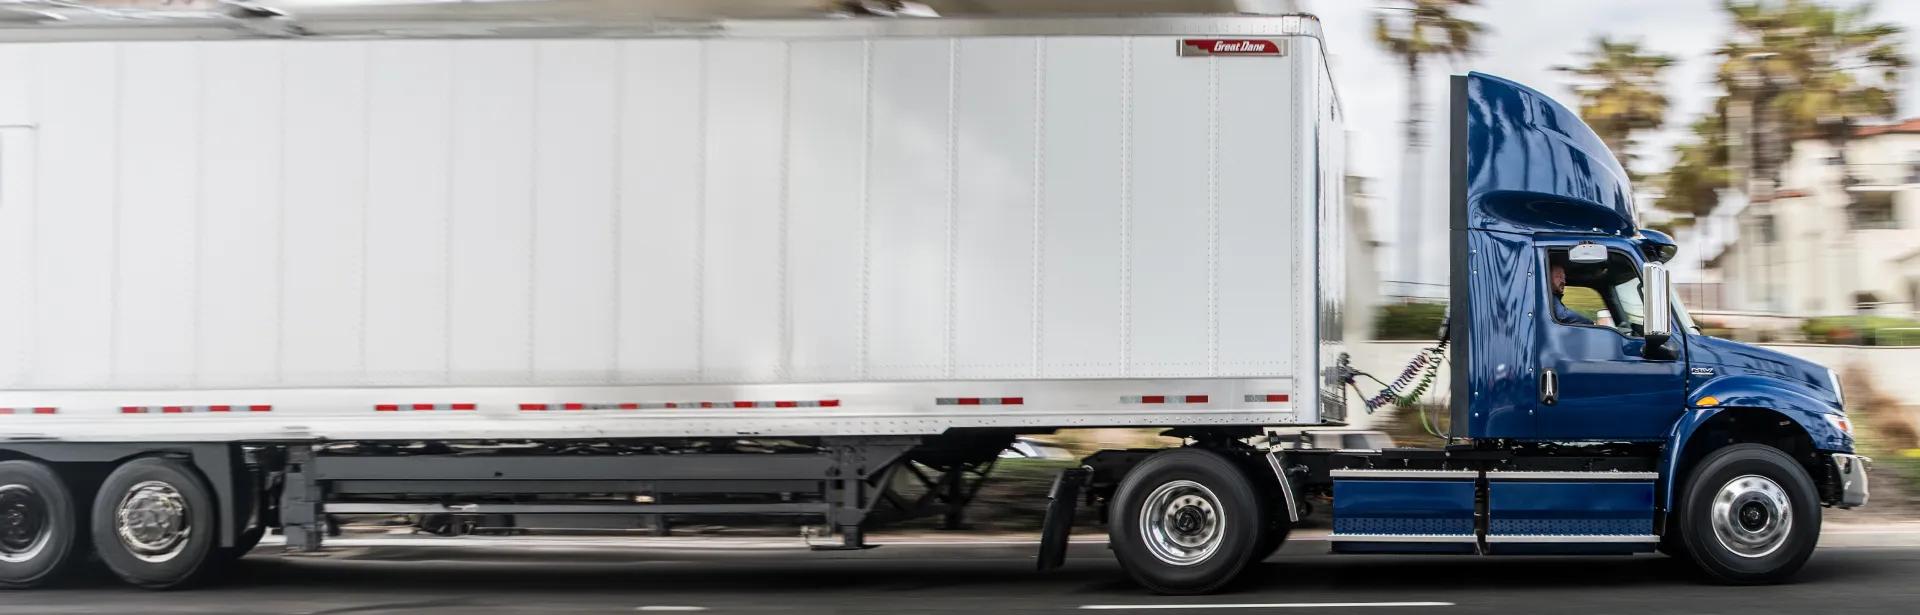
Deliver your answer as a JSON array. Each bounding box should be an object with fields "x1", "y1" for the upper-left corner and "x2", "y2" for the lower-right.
[
  {"x1": 1482, "y1": 534, "x2": 1659, "y2": 544},
  {"x1": 1266, "y1": 452, "x2": 1300, "y2": 523},
  {"x1": 1328, "y1": 533, "x2": 1478, "y2": 543},
  {"x1": 0, "y1": 14, "x2": 1327, "y2": 44},
  {"x1": 1330, "y1": 469, "x2": 1478, "y2": 479},
  {"x1": 1484, "y1": 471, "x2": 1659, "y2": 481}
]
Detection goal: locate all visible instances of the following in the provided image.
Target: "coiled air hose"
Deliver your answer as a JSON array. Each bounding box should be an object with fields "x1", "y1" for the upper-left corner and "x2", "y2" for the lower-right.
[{"x1": 1345, "y1": 338, "x2": 1449, "y2": 438}]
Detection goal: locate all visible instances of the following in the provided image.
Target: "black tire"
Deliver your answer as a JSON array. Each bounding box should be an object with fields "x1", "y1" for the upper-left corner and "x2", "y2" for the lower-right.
[
  {"x1": 91, "y1": 458, "x2": 220, "y2": 589},
  {"x1": 0, "y1": 460, "x2": 83, "y2": 589},
  {"x1": 1250, "y1": 516, "x2": 1290, "y2": 564},
  {"x1": 215, "y1": 525, "x2": 266, "y2": 565},
  {"x1": 1677, "y1": 443, "x2": 1821, "y2": 584},
  {"x1": 1108, "y1": 449, "x2": 1262, "y2": 595}
]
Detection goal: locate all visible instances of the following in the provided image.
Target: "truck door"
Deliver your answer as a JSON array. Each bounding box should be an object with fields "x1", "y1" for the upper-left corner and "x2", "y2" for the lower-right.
[{"x1": 1531, "y1": 243, "x2": 1688, "y2": 441}]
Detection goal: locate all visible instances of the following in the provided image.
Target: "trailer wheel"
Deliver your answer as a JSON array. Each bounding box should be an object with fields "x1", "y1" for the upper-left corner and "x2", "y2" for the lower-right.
[
  {"x1": 214, "y1": 525, "x2": 266, "y2": 565},
  {"x1": 91, "y1": 458, "x2": 219, "y2": 589},
  {"x1": 1677, "y1": 443, "x2": 1820, "y2": 584},
  {"x1": 1108, "y1": 449, "x2": 1262, "y2": 594},
  {"x1": 0, "y1": 461, "x2": 83, "y2": 589}
]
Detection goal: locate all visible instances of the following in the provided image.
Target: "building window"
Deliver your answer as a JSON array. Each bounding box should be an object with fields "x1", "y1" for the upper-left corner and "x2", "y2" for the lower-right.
[{"x1": 1848, "y1": 192, "x2": 1898, "y2": 230}]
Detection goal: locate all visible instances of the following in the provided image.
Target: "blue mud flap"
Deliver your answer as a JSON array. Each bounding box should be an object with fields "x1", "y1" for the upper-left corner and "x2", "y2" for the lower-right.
[
  {"x1": 1482, "y1": 471, "x2": 1658, "y2": 554},
  {"x1": 1329, "y1": 469, "x2": 1479, "y2": 554}
]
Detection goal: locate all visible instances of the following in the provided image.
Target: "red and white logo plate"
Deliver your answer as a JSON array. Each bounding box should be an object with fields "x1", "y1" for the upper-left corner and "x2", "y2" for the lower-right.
[{"x1": 1178, "y1": 38, "x2": 1287, "y2": 57}]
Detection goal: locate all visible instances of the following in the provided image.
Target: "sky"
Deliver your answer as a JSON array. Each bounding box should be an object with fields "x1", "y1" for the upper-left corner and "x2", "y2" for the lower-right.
[{"x1": 1302, "y1": 0, "x2": 1920, "y2": 289}]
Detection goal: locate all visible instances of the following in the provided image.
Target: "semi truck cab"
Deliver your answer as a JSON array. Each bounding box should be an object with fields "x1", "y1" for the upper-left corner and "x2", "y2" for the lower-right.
[{"x1": 1087, "y1": 71, "x2": 1870, "y2": 594}]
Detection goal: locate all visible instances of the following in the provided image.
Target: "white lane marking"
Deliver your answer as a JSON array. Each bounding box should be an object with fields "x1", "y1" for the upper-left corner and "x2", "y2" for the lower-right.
[
  {"x1": 1080, "y1": 602, "x2": 1453, "y2": 610},
  {"x1": 635, "y1": 607, "x2": 708, "y2": 612}
]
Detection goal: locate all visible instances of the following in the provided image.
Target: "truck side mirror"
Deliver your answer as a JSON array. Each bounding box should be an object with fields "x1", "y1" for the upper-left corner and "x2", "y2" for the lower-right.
[{"x1": 1642, "y1": 262, "x2": 1674, "y2": 360}]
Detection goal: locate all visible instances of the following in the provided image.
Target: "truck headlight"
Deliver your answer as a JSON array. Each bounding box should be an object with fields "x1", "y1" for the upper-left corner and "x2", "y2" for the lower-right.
[{"x1": 1824, "y1": 413, "x2": 1853, "y2": 437}]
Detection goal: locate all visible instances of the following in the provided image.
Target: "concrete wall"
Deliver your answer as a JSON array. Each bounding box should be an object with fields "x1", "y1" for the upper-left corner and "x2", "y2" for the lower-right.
[{"x1": 1339, "y1": 341, "x2": 1920, "y2": 429}]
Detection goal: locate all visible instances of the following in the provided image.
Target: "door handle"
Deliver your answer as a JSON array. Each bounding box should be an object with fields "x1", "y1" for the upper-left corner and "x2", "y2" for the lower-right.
[{"x1": 1541, "y1": 369, "x2": 1558, "y2": 406}]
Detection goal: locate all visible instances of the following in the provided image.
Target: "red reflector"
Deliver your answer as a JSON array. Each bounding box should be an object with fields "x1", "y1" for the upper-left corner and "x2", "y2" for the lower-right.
[
  {"x1": 701, "y1": 402, "x2": 717, "y2": 408},
  {"x1": 162, "y1": 406, "x2": 186, "y2": 414},
  {"x1": 208, "y1": 405, "x2": 232, "y2": 412},
  {"x1": 1141, "y1": 395, "x2": 1166, "y2": 404},
  {"x1": 451, "y1": 403, "x2": 476, "y2": 411},
  {"x1": 411, "y1": 403, "x2": 434, "y2": 411},
  {"x1": 519, "y1": 403, "x2": 547, "y2": 411},
  {"x1": 1269, "y1": 394, "x2": 1289, "y2": 402},
  {"x1": 775, "y1": 401, "x2": 797, "y2": 408},
  {"x1": 122, "y1": 406, "x2": 144, "y2": 414},
  {"x1": 821, "y1": 399, "x2": 841, "y2": 407},
  {"x1": 1184, "y1": 395, "x2": 1209, "y2": 403},
  {"x1": 619, "y1": 403, "x2": 639, "y2": 410},
  {"x1": 33, "y1": 407, "x2": 55, "y2": 414},
  {"x1": 250, "y1": 405, "x2": 273, "y2": 412},
  {"x1": 0, "y1": 408, "x2": 11, "y2": 415},
  {"x1": 1002, "y1": 397, "x2": 1024, "y2": 405},
  {"x1": 563, "y1": 403, "x2": 585, "y2": 411},
  {"x1": 375, "y1": 404, "x2": 399, "y2": 412},
  {"x1": 731, "y1": 401, "x2": 753, "y2": 408}
]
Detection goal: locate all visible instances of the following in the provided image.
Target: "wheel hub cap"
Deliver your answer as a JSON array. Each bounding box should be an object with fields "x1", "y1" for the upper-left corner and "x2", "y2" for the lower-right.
[
  {"x1": 1139, "y1": 480, "x2": 1225, "y2": 566},
  {"x1": 116, "y1": 481, "x2": 191, "y2": 563},
  {"x1": 0, "y1": 484, "x2": 50, "y2": 563},
  {"x1": 1711, "y1": 474, "x2": 1792, "y2": 559}
]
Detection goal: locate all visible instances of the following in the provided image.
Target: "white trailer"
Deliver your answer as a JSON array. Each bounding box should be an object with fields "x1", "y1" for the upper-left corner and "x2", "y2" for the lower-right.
[{"x1": 0, "y1": 14, "x2": 1345, "y2": 593}]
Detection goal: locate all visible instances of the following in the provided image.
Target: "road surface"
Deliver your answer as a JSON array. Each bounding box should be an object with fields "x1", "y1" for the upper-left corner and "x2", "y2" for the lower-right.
[{"x1": 10, "y1": 525, "x2": 1920, "y2": 614}]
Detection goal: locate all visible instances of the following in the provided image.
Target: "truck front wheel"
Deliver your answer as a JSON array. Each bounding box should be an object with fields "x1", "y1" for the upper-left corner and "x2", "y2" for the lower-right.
[
  {"x1": 0, "y1": 460, "x2": 83, "y2": 589},
  {"x1": 1678, "y1": 443, "x2": 1820, "y2": 584},
  {"x1": 1108, "y1": 448, "x2": 1262, "y2": 594},
  {"x1": 91, "y1": 458, "x2": 220, "y2": 589}
]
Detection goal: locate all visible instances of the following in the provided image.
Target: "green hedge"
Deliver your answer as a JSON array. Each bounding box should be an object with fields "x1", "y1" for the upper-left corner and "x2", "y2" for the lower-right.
[
  {"x1": 1373, "y1": 302, "x2": 1447, "y2": 340},
  {"x1": 1802, "y1": 315, "x2": 1920, "y2": 346}
]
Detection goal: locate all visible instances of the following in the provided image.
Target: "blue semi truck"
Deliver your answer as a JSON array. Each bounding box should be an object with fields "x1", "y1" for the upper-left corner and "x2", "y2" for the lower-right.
[
  {"x1": 1059, "y1": 72, "x2": 1871, "y2": 594},
  {"x1": 0, "y1": 16, "x2": 1868, "y2": 595}
]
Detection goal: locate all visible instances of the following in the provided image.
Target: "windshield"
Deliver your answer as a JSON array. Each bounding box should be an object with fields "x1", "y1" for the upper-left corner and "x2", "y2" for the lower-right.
[{"x1": 1673, "y1": 287, "x2": 1698, "y2": 334}]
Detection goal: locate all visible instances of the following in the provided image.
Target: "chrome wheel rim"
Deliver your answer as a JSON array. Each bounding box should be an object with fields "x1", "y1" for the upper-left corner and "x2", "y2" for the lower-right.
[
  {"x1": 1138, "y1": 479, "x2": 1225, "y2": 566},
  {"x1": 116, "y1": 481, "x2": 191, "y2": 563},
  {"x1": 1711, "y1": 474, "x2": 1792, "y2": 559},
  {"x1": 0, "y1": 484, "x2": 51, "y2": 564}
]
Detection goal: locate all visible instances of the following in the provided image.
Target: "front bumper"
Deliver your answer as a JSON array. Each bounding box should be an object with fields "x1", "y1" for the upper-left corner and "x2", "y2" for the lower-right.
[{"x1": 1832, "y1": 453, "x2": 1871, "y2": 509}]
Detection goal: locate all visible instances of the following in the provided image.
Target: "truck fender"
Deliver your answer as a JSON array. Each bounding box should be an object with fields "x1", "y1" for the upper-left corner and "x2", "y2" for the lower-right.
[{"x1": 1660, "y1": 375, "x2": 1848, "y2": 511}]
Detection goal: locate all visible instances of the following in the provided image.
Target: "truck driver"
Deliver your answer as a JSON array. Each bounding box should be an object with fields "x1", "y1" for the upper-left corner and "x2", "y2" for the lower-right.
[{"x1": 1550, "y1": 261, "x2": 1595, "y2": 326}]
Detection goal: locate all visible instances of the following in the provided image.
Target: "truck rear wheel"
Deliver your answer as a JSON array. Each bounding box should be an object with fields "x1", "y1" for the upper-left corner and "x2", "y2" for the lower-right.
[
  {"x1": 91, "y1": 458, "x2": 219, "y2": 589},
  {"x1": 1108, "y1": 448, "x2": 1262, "y2": 594},
  {"x1": 1678, "y1": 443, "x2": 1820, "y2": 584},
  {"x1": 0, "y1": 461, "x2": 83, "y2": 589}
]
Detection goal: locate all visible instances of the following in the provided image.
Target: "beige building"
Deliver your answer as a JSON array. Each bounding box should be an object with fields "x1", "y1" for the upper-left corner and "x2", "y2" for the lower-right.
[{"x1": 1707, "y1": 120, "x2": 1920, "y2": 317}]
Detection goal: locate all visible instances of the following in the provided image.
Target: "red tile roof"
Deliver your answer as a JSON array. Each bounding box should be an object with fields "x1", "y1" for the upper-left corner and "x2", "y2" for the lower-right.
[{"x1": 1855, "y1": 118, "x2": 1920, "y2": 137}]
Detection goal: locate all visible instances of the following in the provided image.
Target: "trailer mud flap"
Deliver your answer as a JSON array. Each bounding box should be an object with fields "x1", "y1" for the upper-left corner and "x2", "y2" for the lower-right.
[{"x1": 1037, "y1": 467, "x2": 1090, "y2": 571}]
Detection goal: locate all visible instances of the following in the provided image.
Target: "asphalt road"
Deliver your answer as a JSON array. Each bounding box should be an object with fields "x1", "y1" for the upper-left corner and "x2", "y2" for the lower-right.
[{"x1": 10, "y1": 527, "x2": 1920, "y2": 615}]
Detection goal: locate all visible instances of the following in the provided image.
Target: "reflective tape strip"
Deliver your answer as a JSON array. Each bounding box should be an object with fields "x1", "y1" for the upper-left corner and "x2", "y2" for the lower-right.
[
  {"x1": 1244, "y1": 394, "x2": 1290, "y2": 403},
  {"x1": 519, "y1": 400, "x2": 842, "y2": 412},
  {"x1": 1120, "y1": 395, "x2": 1210, "y2": 404},
  {"x1": 935, "y1": 397, "x2": 1024, "y2": 406},
  {"x1": 0, "y1": 407, "x2": 56, "y2": 415},
  {"x1": 375, "y1": 403, "x2": 475, "y2": 412},
  {"x1": 120, "y1": 405, "x2": 271, "y2": 414}
]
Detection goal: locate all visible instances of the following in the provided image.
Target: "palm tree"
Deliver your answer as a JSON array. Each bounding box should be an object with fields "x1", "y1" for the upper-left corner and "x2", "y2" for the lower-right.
[
  {"x1": 1554, "y1": 37, "x2": 1676, "y2": 182},
  {"x1": 1718, "y1": 0, "x2": 1906, "y2": 190},
  {"x1": 1373, "y1": 0, "x2": 1484, "y2": 296}
]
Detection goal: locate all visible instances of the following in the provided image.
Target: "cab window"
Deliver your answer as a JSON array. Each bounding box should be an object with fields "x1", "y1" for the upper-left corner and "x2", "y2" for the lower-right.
[{"x1": 1547, "y1": 247, "x2": 1647, "y2": 337}]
